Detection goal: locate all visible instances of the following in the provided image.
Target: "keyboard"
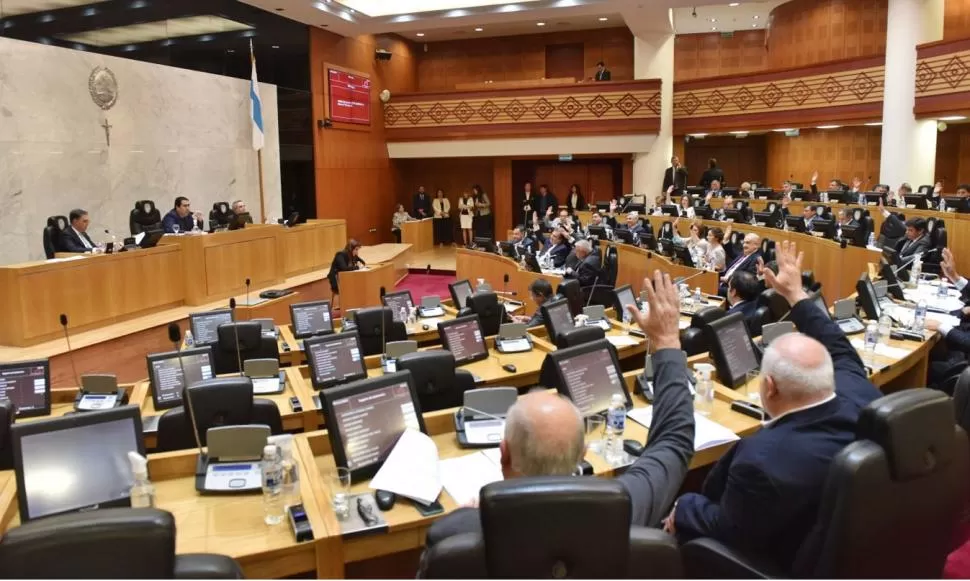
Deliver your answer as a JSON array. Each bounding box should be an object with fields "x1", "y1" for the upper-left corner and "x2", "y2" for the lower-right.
[
  {"x1": 419, "y1": 306, "x2": 445, "y2": 318},
  {"x1": 836, "y1": 317, "x2": 866, "y2": 335},
  {"x1": 497, "y1": 337, "x2": 532, "y2": 353}
]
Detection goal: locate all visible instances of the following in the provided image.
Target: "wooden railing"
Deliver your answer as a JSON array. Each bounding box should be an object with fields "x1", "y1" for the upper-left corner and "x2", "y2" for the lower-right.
[{"x1": 915, "y1": 37, "x2": 970, "y2": 116}]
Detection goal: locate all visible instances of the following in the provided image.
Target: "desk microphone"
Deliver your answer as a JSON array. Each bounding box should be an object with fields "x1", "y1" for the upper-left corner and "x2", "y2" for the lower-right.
[
  {"x1": 673, "y1": 269, "x2": 708, "y2": 287},
  {"x1": 379, "y1": 286, "x2": 387, "y2": 359},
  {"x1": 585, "y1": 274, "x2": 601, "y2": 308},
  {"x1": 893, "y1": 248, "x2": 940, "y2": 276},
  {"x1": 245, "y1": 278, "x2": 251, "y2": 308},
  {"x1": 229, "y1": 298, "x2": 243, "y2": 376},
  {"x1": 169, "y1": 323, "x2": 205, "y2": 465},
  {"x1": 503, "y1": 273, "x2": 510, "y2": 299},
  {"x1": 59, "y1": 314, "x2": 81, "y2": 388}
]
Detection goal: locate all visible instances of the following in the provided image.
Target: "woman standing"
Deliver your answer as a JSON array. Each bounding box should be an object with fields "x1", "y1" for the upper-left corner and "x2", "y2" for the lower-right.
[
  {"x1": 328, "y1": 239, "x2": 365, "y2": 311},
  {"x1": 458, "y1": 190, "x2": 475, "y2": 247},
  {"x1": 391, "y1": 204, "x2": 413, "y2": 243},
  {"x1": 521, "y1": 182, "x2": 535, "y2": 226},
  {"x1": 472, "y1": 184, "x2": 492, "y2": 239},
  {"x1": 432, "y1": 188, "x2": 453, "y2": 246},
  {"x1": 566, "y1": 184, "x2": 587, "y2": 213}
]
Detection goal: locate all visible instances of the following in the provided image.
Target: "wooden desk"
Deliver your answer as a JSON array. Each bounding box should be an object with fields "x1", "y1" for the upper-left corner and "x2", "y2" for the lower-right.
[
  {"x1": 337, "y1": 245, "x2": 414, "y2": 313},
  {"x1": 455, "y1": 249, "x2": 561, "y2": 314},
  {"x1": 277, "y1": 220, "x2": 347, "y2": 279},
  {"x1": 358, "y1": 244, "x2": 413, "y2": 284},
  {"x1": 401, "y1": 219, "x2": 434, "y2": 254},
  {"x1": 614, "y1": 242, "x2": 719, "y2": 296},
  {"x1": 0, "y1": 246, "x2": 184, "y2": 346}
]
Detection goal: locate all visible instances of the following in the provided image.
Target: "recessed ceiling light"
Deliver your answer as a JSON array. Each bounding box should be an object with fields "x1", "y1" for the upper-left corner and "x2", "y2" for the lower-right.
[
  {"x1": 416, "y1": 32, "x2": 425, "y2": 37},
  {"x1": 730, "y1": 130, "x2": 748, "y2": 134},
  {"x1": 475, "y1": 27, "x2": 483, "y2": 31},
  {"x1": 690, "y1": 133, "x2": 708, "y2": 138},
  {"x1": 712, "y1": 27, "x2": 717, "y2": 31},
  {"x1": 865, "y1": 122, "x2": 883, "y2": 126},
  {"x1": 773, "y1": 128, "x2": 795, "y2": 132},
  {"x1": 598, "y1": 16, "x2": 608, "y2": 21},
  {"x1": 272, "y1": 45, "x2": 279, "y2": 49},
  {"x1": 817, "y1": 125, "x2": 841, "y2": 129},
  {"x1": 537, "y1": 22, "x2": 545, "y2": 26},
  {"x1": 940, "y1": 115, "x2": 967, "y2": 121},
  {"x1": 753, "y1": 15, "x2": 760, "y2": 19},
  {"x1": 752, "y1": 23, "x2": 758, "y2": 27},
  {"x1": 729, "y1": 2, "x2": 740, "y2": 6},
  {"x1": 710, "y1": 18, "x2": 717, "y2": 22}
]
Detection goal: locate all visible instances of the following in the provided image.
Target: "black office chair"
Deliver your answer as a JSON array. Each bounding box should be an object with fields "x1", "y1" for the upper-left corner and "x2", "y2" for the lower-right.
[
  {"x1": 759, "y1": 239, "x2": 776, "y2": 263},
  {"x1": 681, "y1": 307, "x2": 726, "y2": 357},
  {"x1": 659, "y1": 221, "x2": 674, "y2": 240},
  {"x1": 557, "y1": 279, "x2": 584, "y2": 319},
  {"x1": 355, "y1": 307, "x2": 407, "y2": 357},
  {"x1": 0, "y1": 508, "x2": 243, "y2": 579},
  {"x1": 925, "y1": 219, "x2": 948, "y2": 275},
  {"x1": 42, "y1": 215, "x2": 68, "y2": 259},
  {"x1": 758, "y1": 288, "x2": 791, "y2": 321},
  {"x1": 683, "y1": 389, "x2": 970, "y2": 578},
  {"x1": 555, "y1": 326, "x2": 606, "y2": 349},
  {"x1": 466, "y1": 292, "x2": 508, "y2": 336},
  {"x1": 584, "y1": 247, "x2": 618, "y2": 308},
  {"x1": 954, "y1": 366, "x2": 970, "y2": 433},
  {"x1": 129, "y1": 200, "x2": 162, "y2": 235},
  {"x1": 0, "y1": 399, "x2": 14, "y2": 471},
  {"x1": 209, "y1": 202, "x2": 233, "y2": 228},
  {"x1": 801, "y1": 271, "x2": 816, "y2": 291},
  {"x1": 748, "y1": 304, "x2": 772, "y2": 338},
  {"x1": 397, "y1": 351, "x2": 475, "y2": 413},
  {"x1": 420, "y1": 477, "x2": 682, "y2": 579},
  {"x1": 213, "y1": 322, "x2": 279, "y2": 375},
  {"x1": 878, "y1": 211, "x2": 907, "y2": 249},
  {"x1": 156, "y1": 377, "x2": 283, "y2": 452}
]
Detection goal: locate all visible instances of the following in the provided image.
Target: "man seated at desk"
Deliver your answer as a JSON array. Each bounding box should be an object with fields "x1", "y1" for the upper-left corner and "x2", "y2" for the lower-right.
[
  {"x1": 726, "y1": 270, "x2": 760, "y2": 321},
  {"x1": 879, "y1": 198, "x2": 932, "y2": 261},
  {"x1": 665, "y1": 241, "x2": 881, "y2": 576},
  {"x1": 421, "y1": 270, "x2": 695, "y2": 564},
  {"x1": 585, "y1": 209, "x2": 615, "y2": 238},
  {"x1": 618, "y1": 212, "x2": 646, "y2": 241},
  {"x1": 511, "y1": 279, "x2": 558, "y2": 328},
  {"x1": 538, "y1": 230, "x2": 571, "y2": 269},
  {"x1": 231, "y1": 200, "x2": 254, "y2": 224},
  {"x1": 801, "y1": 205, "x2": 818, "y2": 232},
  {"x1": 59, "y1": 209, "x2": 96, "y2": 253},
  {"x1": 544, "y1": 207, "x2": 579, "y2": 240},
  {"x1": 719, "y1": 233, "x2": 761, "y2": 296},
  {"x1": 706, "y1": 178, "x2": 725, "y2": 198},
  {"x1": 564, "y1": 240, "x2": 601, "y2": 288},
  {"x1": 809, "y1": 171, "x2": 845, "y2": 200},
  {"x1": 925, "y1": 248, "x2": 970, "y2": 391},
  {"x1": 162, "y1": 196, "x2": 202, "y2": 233},
  {"x1": 508, "y1": 225, "x2": 536, "y2": 255}
]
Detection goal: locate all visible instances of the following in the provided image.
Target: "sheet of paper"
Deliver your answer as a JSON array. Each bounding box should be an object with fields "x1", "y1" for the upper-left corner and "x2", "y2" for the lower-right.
[
  {"x1": 46, "y1": 255, "x2": 86, "y2": 263},
  {"x1": 438, "y1": 452, "x2": 503, "y2": 507},
  {"x1": 628, "y1": 406, "x2": 740, "y2": 451},
  {"x1": 251, "y1": 377, "x2": 280, "y2": 394},
  {"x1": 369, "y1": 429, "x2": 441, "y2": 505},
  {"x1": 606, "y1": 335, "x2": 640, "y2": 348},
  {"x1": 503, "y1": 303, "x2": 523, "y2": 314},
  {"x1": 926, "y1": 312, "x2": 961, "y2": 328},
  {"x1": 464, "y1": 419, "x2": 505, "y2": 445},
  {"x1": 850, "y1": 339, "x2": 912, "y2": 361},
  {"x1": 679, "y1": 320, "x2": 691, "y2": 330},
  {"x1": 481, "y1": 447, "x2": 502, "y2": 466},
  {"x1": 134, "y1": 231, "x2": 146, "y2": 245}
]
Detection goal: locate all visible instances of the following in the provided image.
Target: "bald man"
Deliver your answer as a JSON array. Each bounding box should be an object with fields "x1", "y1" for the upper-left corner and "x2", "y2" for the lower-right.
[
  {"x1": 666, "y1": 241, "x2": 880, "y2": 575},
  {"x1": 719, "y1": 232, "x2": 762, "y2": 296},
  {"x1": 421, "y1": 270, "x2": 696, "y2": 559}
]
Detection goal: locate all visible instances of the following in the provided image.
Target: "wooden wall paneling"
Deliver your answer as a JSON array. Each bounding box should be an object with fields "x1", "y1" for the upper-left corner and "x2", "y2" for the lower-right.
[
  {"x1": 763, "y1": 127, "x2": 882, "y2": 189},
  {"x1": 622, "y1": 157, "x2": 634, "y2": 195},
  {"x1": 683, "y1": 135, "x2": 767, "y2": 188},
  {"x1": 766, "y1": 0, "x2": 887, "y2": 69},
  {"x1": 945, "y1": 0, "x2": 970, "y2": 40},
  {"x1": 588, "y1": 164, "x2": 615, "y2": 204},
  {"x1": 545, "y1": 43, "x2": 585, "y2": 81},
  {"x1": 933, "y1": 124, "x2": 970, "y2": 186},
  {"x1": 674, "y1": 31, "x2": 767, "y2": 82},
  {"x1": 494, "y1": 159, "x2": 514, "y2": 238}
]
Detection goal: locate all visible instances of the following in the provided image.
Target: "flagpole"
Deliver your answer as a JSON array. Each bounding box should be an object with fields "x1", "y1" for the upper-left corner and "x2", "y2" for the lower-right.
[
  {"x1": 251, "y1": 39, "x2": 267, "y2": 223},
  {"x1": 257, "y1": 148, "x2": 266, "y2": 223}
]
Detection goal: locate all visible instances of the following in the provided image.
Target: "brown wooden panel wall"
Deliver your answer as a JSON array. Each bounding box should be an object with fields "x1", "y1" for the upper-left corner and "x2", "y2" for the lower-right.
[
  {"x1": 935, "y1": 123, "x2": 970, "y2": 186},
  {"x1": 415, "y1": 28, "x2": 634, "y2": 91},
  {"x1": 310, "y1": 30, "x2": 417, "y2": 245},
  {"x1": 674, "y1": 31, "x2": 768, "y2": 82},
  {"x1": 766, "y1": 0, "x2": 888, "y2": 69},
  {"x1": 393, "y1": 158, "x2": 496, "y2": 221},
  {"x1": 683, "y1": 135, "x2": 768, "y2": 188},
  {"x1": 945, "y1": 0, "x2": 970, "y2": 40},
  {"x1": 763, "y1": 127, "x2": 882, "y2": 190}
]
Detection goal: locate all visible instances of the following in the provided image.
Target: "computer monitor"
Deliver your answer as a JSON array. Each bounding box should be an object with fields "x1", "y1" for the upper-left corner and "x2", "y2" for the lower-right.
[
  {"x1": 686, "y1": 186, "x2": 705, "y2": 198},
  {"x1": 840, "y1": 223, "x2": 868, "y2": 248},
  {"x1": 498, "y1": 241, "x2": 518, "y2": 258},
  {"x1": 189, "y1": 309, "x2": 233, "y2": 346},
  {"x1": 903, "y1": 195, "x2": 929, "y2": 209},
  {"x1": 720, "y1": 187, "x2": 739, "y2": 198},
  {"x1": 673, "y1": 244, "x2": 695, "y2": 268},
  {"x1": 586, "y1": 225, "x2": 607, "y2": 240},
  {"x1": 614, "y1": 229, "x2": 637, "y2": 245},
  {"x1": 12, "y1": 406, "x2": 145, "y2": 522},
  {"x1": 639, "y1": 233, "x2": 657, "y2": 251},
  {"x1": 304, "y1": 332, "x2": 367, "y2": 390},
  {"x1": 812, "y1": 218, "x2": 836, "y2": 239},
  {"x1": 879, "y1": 258, "x2": 906, "y2": 301},
  {"x1": 694, "y1": 206, "x2": 714, "y2": 220},
  {"x1": 449, "y1": 280, "x2": 474, "y2": 310},
  {"x1": 545, "y1": 340, "x2": 632, "y2": 416},
  {"x1": 790, "y1": 189, "x2": 813, "y2": 201},
  {"x1": 613, "y1": 284, "x2": 638, "y2": 321},
  {"x1": 785, "y1": 215, "x2": 807, "y2": 233},
  {"x1": 541, "y1": 298, "x2": 575, "y2": 342},
  {"x1": 290, "y1": 300, "x2": 334, "y2": 339},
  {"x1": 438, "y1": 315, "x2": 489, "y2": 365},
  {"x1": 723, "y1": 208, "x2": 745, "y2": 223},
  {"x1": 861, "y1": 191, "x2": 886, "y2": 205},
  {"x1": 0, "y1": 360, "x2": 50, "y2": 419},
  {"x1": 707, "y1": 312, "x2": 761, "y2": 388},
  {"x1": 754, "y1": 188, "x2": 775, "y2": 200},
  {"x1": 753, "y1": 211, "x2": 777, "y2": 227},
  {"x1": 382, "y1": 291, "x2": 415, "y2": 323},
  {"x1": 661, "y1": 204, "x2": 679, "y2": 217},
  {"x1": 321, "y1": 372, "x2": 426, "y2": 481},
  {"x1": 474, "y1": 237, "x2": 498, "y2": 253},
  {"x1": 146, "y1": 346, "x2": 214, "y2": 410},
  {"x1": 855, "y1": 272, "x2": 881, "y2": 320},
  {"x1": 522, "y1": 253, "x2": 543, "y2": 273},
  {"x1": 944, "y1": 196, "x2": 969, "y2": 213}
]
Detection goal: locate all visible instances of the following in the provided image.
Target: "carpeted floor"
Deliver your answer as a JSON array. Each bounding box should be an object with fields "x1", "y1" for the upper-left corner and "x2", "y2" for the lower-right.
[{"x1": 395, "y1": 272, "x2": 457, "y2": 300}]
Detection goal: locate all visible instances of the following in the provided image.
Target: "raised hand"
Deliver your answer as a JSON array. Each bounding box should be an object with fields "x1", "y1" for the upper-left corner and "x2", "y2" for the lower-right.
[
  {"x1": 763, "y1": 241, "x2": 808, "y2": 306},
  {"x1": 935, "y1": 182, "x2": 944, "y2": 195},
  {"x1": 942, "y1": 248, "x2": 960, "y2": 283},
  {"x1": 625, "y1": 270, "x2": 681, "y2": 351},
  {"x1": 811, "y1": 170, "x2": 819, "y2": 184}
]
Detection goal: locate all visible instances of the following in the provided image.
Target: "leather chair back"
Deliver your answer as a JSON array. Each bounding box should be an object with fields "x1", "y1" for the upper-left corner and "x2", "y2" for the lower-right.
[
  {"x1": 680, "y1": 307, "x2": 726, "y2": 356},
  {"x1": 747, "y1": 305, "x2": 771, "y2": 337},
  {"x1": 794, "y1": 390, "x2": 970, "y2": 578},
  {"x1": 603, "y1": 246, "x2": 619, "y2": 286},
  {"x1": 759, "y1": 238, "x2": 776, "y2": 263},
  {"x1": 955, "y1": 366, "x2": 970, "y2": 433},
  {"x1": 690, "y1": 306, "x2": 725, "y2": 328},
  {"x1": 210, "y1": 202, "x2": 233, "y2": 227},
  {"x1": 466, "y1": 292, "x2": 506, "y2": 336},
  {"x1": 758, "y1": 288, "x2": 790, "y2": 321},
  {"x1": 557, "y1": 279, "x2": 584, "y2": 319},
  {"x1": 555, "y1": 326, "x2": 606, "y2": 348},
  {"x1": 43, "y1": 215, "x2": 68, "y2": 258},
  {"x1": 355, "y1": 307, "x2": 407, "y2": 356},
  {"x1": 214, "y1": 322, "x2": 279, "y2": 375},
  {"x1": 801, "y1": 270, "x2": 816, "y2": 290},
  {"x1": 397, "y1": 351, "x2": 474, "y2": 413},
  {"x1": 130, "y1": 200, "x2": 162, "y2": 235},
  {"x1": 659, "y1": 221, "x2": 674, "y2": 240},
  {"x1": 0, "y1": 399, "x2": 14, "y2": 471}
]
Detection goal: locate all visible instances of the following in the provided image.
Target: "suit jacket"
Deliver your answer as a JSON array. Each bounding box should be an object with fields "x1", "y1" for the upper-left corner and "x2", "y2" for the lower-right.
[
  {"x1": 897, "y1": 232, "x2": 933, "y2": 260},
  {"x1": 58, "y1": 227, "x2": 94, "y2": 253},
  {"x1": 327, "y1": 250, "x2": 365, "y2": 287},
  {"x1": 700, "y1": 168, "x2": 725, "y2": 189},
  {"x1": 568, "y1": 252, "x2": 603, "y2": 288},
  {"x1": 722, "y1": 251, "x2": 762, "y2": 283},
  {"x1": 413, "y1": 193, "x2": 432, "y2": 218},
  {"x1": 521, "y1": 194, "x2": 535, "y2": 223},
  {"x1": 566, "y1": 193, "x2": 587, "y2": 212},
  {"x1": 673, "y1": 300, "x2": 881, "y2": 575},
  {"x1": 663, "y1": 167, "x2": 688, "y2": 192},
  {"x1": 161, "y1": 209, "x2": 195, "y2": 234},
  {"x1": 595, "y1": 69, "x2": 612, "y2": 81},
  {"x1": 541, "y1": 243, "x2": 570, "y2": 268},
  {"x1": 726, "y1": 299, "x2": 758, "y2": 321},
  {"x1": 536, "y1": 194, "x2": 558, "y2": 218},
  {"x1": 421, "y1": 348, "x2": 696, "y2": 564}
]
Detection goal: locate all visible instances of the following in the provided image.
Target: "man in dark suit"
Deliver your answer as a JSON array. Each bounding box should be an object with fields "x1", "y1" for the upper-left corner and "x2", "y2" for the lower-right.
[
  {"x1": 536, "y1": 184, "x2": 558, "y2": 218},
  {"x1": 663, "y1": 156, "x2": 688, "y2": 193},
  {"x1": 665, "y1": 241, "x2": 881, "y2": 575},
  {"x1": 509, "y1": 225, "x2": 535, "y2": 256},
  {"x1": 880, "y1": 197, "x2": 932, "y2": 261},
  {"x1": 926, "y1": 248, "x2": 970, "y2": 389},
  {"x1": 413, "y1": 186, "x2": 432, "y2": 219},
  {"x1": 420, "y1": 270, "x2": 695, "y2": 571},
  {"x1": 802, "y1": 205, "x2": 818, "y2": 232},
  {"x1": 719, "y1": 232, "x2": 762, "y2": 296},
  {"x1": 594, "y1": 61, "x2": 611, "y2": 81},
  {"x1": 699, "y1": 158, "x2": 725, "y2": 190},
  {"x1": 513, "y1": 279, "x2": 558, "y2": 328},
  {"x1": 538, "y1": 230, "x2": 571, "y2": 269},
  {"x1": 564, "y1": 240, "x2": 602, "y2": 287},
  {"x1": 726, "y1": 270, "x2": 760, "y2": 321},
  {"x1": 618, "y1": 212, "x2": 646, "y2": 243},
  {"x1": 59, "y1": 208, "x2": 95, "y2": 253}
]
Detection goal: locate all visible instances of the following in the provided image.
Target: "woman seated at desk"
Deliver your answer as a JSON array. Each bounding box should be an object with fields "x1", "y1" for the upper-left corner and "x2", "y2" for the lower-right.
[
  {"x1": 672, "y1": 218, "x2": 709, "y2": 253},
  {"x1": 706, "y1": 227, "x2": 727, "y2": 272},
  {"x1": 677, "y1": 195, "x2": 695, "y2": 218},
  {"x1": 328, "y1": 239, "x2": 365, "y2": 311},
  {"x1": 391, "y1": 204, "x2": 414, "y2": 244}
]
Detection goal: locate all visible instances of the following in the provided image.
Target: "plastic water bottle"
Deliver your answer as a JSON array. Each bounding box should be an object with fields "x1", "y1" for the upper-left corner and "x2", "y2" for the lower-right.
[
  {"x1": 864, "y1": 321, "x2": 879, "y2": 365},
  {"x1": 911, "y1": 254, "x2": 923, "y2": 286},
  {"x1": 868, "y1": 232, "x2": 876, "y2": 248},
  {"x1": 679, "y1": 283, "x2": 690, "y2": 308},
  {"x1": 693, "y1": 287, "x2": 703, "y2": 308},
  {"x1": 938, "y1": 280, "x2": 949, "y2": 301},
  {"x1": 183, "y1": 330, "x2": 194, "y2": 348},
  {"x1": 878, "y1": 312, "x2": 892, "y2": 346},
  {"x1": 912, "y1": 299, "x2": 928, "y2": 332},
  {"x1": 694, "y1": 363, "x2": 715, "y2": 416},
  {"x1": 127, "y1": 452, "x2": 155, "y2": 508},
  {"x1": 605, "y1": 393, "x2": 627, "y2": 464},
  {"x1": 261, "y1": 445, "x2": 284, "y2": 525},
  {"x1": 399, "y1": 307, "x2": 408, "y2": 325},
  {"x1": 940, "y1": 198, "x2": 947, "y2": 212},
  {"x1": 277, "y1": 436, "x2": 301, "y2": 510}
]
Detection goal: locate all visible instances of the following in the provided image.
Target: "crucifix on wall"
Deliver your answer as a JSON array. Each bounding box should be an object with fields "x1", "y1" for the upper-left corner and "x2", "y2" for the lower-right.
[{"x1": 101, "y1": 118, "x2": 113, "y2": 147}]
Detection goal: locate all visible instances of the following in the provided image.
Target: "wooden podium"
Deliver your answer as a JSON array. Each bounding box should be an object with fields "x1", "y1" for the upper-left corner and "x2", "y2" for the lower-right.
[{"x1": 401, "y1": 218, "x2": 434, "y2": 253}]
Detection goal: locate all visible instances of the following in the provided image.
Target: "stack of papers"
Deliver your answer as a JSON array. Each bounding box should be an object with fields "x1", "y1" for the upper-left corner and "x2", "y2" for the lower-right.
[
  {"x1": 369, "y1": 429, "x2": 442, "y2": 505},
  {"x1": 627, "y1": 407, "x2": 740, "y2": 451},
  {"x1": 438, "y1": 450, "x2": 504, "y2": 507},
  {"x1": 606, "y1": 335, "x2": 640, "y2": 348},
  {"x1": 849, "y1": 339, "x2": 912, "y2": 361}
]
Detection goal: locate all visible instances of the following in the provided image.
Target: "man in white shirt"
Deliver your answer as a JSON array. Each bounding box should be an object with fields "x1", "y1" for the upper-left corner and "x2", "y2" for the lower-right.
[
  {"x1": 924, "y1": 248, "x2": 970, "y2": 389},
  {"x1": 59, "y1": 209, "x2": 95, "y2": 253}
]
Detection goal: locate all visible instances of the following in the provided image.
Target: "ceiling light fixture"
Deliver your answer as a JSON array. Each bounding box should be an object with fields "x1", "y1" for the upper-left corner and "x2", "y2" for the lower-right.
[
  {"x1": 690, "y1": 133, "x2": 707, "y2": 137},
  {"x1": 710, "y1": 18, "x2": 717, "y2": 22},
  {"x1": 416, "y1": 32, "x2": 425, "y2": 37},
  {"x1": 939, "y1": 115, "x2": 967, "y2": 121},
  {"x1": 817, "y1": 125, "x2": 841, "y2": 129},
  {"x1": 772, "y1": 128, "x2": 795, "y2": 132},
  {"x1": 730, "y1": 130, "x2": 749, "y2": 134},
  {"x1": 537, "y1": 21, "x2": 545, "y2": 26},
  {"x1": 864, "y1": 122, "x2": 883, "y2": 126},
  {"x1": 711, "y1": 27, "x2": 717, "y2": 31},
  {"x1": 598, "y1": 17, "x2": 608, "y2": 21},
  {"x1": 729, "y1": 2, "x2": 740, "y2": 6},
  {"x1": 475, "y1": 27, "x2": 483, "y2": 31},
  {"x1": 753, "y1": 15, "x2": 760, "y2": 19}
]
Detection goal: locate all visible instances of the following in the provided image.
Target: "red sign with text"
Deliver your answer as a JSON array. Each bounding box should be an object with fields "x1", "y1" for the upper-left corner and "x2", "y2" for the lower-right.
[{"x1": 328, "y1": 69, "x2": 371, "y2": 125}]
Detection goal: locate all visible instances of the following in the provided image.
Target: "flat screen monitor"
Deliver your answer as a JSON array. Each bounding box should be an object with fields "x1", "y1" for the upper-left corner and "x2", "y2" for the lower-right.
[
  {"x1": 639, "y1": 233, "x2": 657, "y2": 251},
  {"x1": 474, "y1": 237, "x2": 497, "y2": 254},
  {"x1": 707, "y1": 312, "x2": 761, "y2": 388},
  {"x1": 383, "y1": 291, "x2": 415, "y2": 323},
  {"x1": 546, "y1": 340, "x2": 632, "y2": 416},
  {"x1": 855, "y1": 272, "x2": 881, "y2": 320},
  {"x1": 879, "y1": 258, "x2": 906, "y2": 301},
  {"x1": 723, "y1": 208, "x2": 744, "y2": 223},
  {"x1": 146, "y1": 347, "x2": 214, "y2": 410},
  {"x1": 614, "y1": 229, "x2": 637, "y2": 245},
  {"x1": 754, "y1": 188, "x2": 775, "y2": 199},
  {"x1": 586, "y1": 225, "x2": 607, "y2": 240},
  {"x1": 944, "y1": 196, "x2": 969, "y2": 213},
  {"x1": 861, "y1": 191, "x2": 886, "y2": 205},
  {"x1": 0, "y1": 360, "x2": 50, "y2": 418},
  {"x1": 785, "y1": 215, "x2": 807, "y2": 233},
  {"x1": 305, "y1": 332, "x2": 367, "y2": 390},
  {"x1": 12, "y1": 406, "x2": 145, "y2": 522},
  {"x1": 290, "y1": 300, "x2": 334, "y2": 340},
  {"x1": 673, "y1": 244, "x2": 695, "y2": 268},
  {"x1": 660, "y1": 204, "x2": 679, "y2": 217},
  {"x1": 438, "y1": 315, "x2": 489, "y2": 365},
  {"x1": 541, "y1": 298, "x2": 574, "y2": 342},
  {"x1": 790, "y1": 189, "x2": 813, "y2": 201},
  {"x1": 613, "y1": 284, "x2": 638, "y2": 321},
  {"x1": 327, "y1": 67, "x2": 371, "y2": 125},
  {"x1": 812, "y1": 218, "x2": 836, "y2": 239},
  {"x1": 321, "y1": 372, "x2": 426, "y2": 481},
  {"x1": 840, "y1": 224, "x2": 867, "y2": 247},
  {"x1": 449, "y1": 280, "x2": 474, "y2": 310},
  {"x1": 720, "y1": 187, "x2": 739, "y2": 198},
  {"x1": 694, "y1": 206, "x2": 714, "y2": 220},
  {"x1": 686, "y1": 186, "x2": 705, "y2": 197},
  {"x1": 189, "y1": 309, "x2": 232, "y2": 346},
  {"x1": 903, "y1": 195, "x2": 929, "y2": 209}
]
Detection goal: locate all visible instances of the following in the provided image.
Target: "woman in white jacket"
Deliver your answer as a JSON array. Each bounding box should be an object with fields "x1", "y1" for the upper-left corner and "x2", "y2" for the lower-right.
[
  {"x1": 432, "y1": 188, "x2": 453, "y2": 246},
  {"x1": 458, "y1": 190, "x2": 475, "y2": 247}
]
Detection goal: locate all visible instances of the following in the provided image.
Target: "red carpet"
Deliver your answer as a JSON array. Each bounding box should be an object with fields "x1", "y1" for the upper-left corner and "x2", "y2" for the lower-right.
[{"x1": 395, "y1": 272, "x2": 457, "y2": 300}]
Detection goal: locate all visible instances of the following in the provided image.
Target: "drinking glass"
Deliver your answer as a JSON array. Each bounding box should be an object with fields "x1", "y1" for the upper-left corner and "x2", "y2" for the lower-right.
[
  {"x1": 584, "y1": 415, "x2": 606, "y2": 456},
  {"x1": 329, "y1": 466, "x2": 351, "y2": 519},
  {"x1": 745, "y1": 368, "x2": 762, "y2": 404},
  {"x1": 172, "y1": 224, "x2": 180, "y2": 235}
]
